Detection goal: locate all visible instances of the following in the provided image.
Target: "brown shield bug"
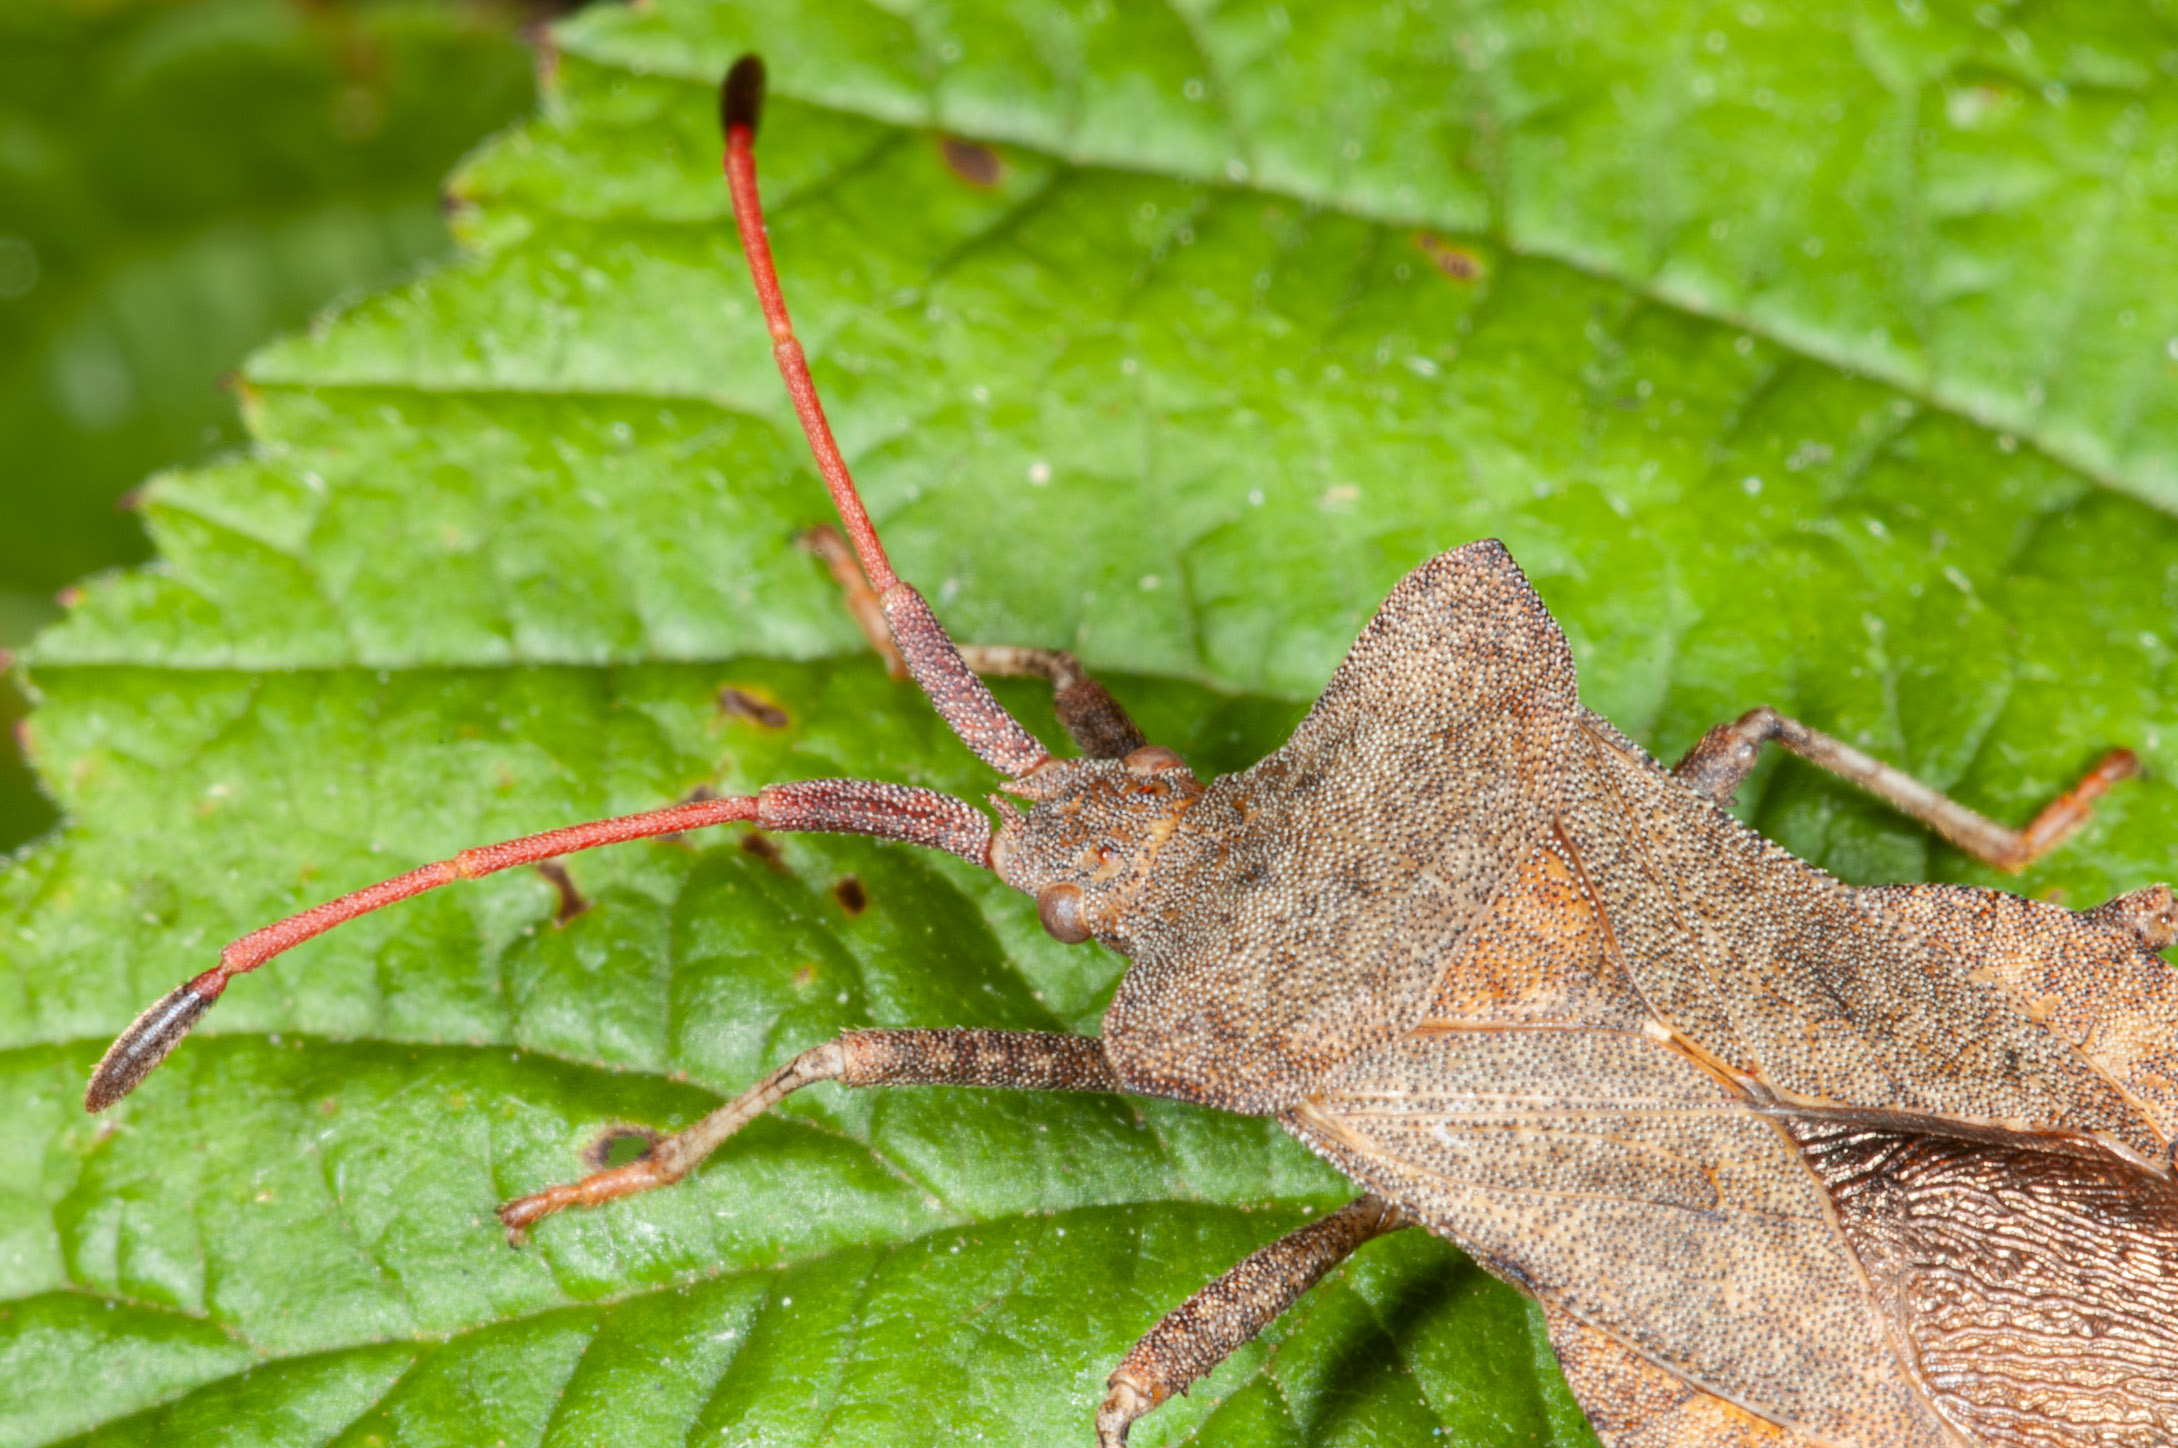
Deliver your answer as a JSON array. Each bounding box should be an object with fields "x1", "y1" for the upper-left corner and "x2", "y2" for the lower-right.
[{"x1": 87, "y1": 54, "x2": 2178, "y2": 1448}]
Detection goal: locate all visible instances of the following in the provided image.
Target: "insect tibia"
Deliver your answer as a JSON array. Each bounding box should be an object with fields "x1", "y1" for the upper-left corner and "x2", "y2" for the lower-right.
[
  {"x1": 83, "y1": 970, "x2": 225, "y2": 1112},
  {"x1": 721, "y1": 55, "x2": 764, "y2": 138}
]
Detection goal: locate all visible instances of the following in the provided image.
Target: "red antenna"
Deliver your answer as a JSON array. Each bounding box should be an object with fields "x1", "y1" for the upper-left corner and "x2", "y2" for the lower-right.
[
  {"x1": 86, "y1": 781, "x2": 993, "y2": 1110},
  {"x1": 721, "y1": 57, "x2": 1049, "y2": 781},
  {"x1": 85, "y1": 54, "x2": 1056, "y2": 1115},
  {"x1": 721, "y1": 58, "x2": 894, "y2": 595}
]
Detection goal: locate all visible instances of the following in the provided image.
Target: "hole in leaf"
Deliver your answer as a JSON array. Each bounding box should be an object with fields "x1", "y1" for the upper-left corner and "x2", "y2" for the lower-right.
[{"x1": 584, "y1": 1126, "x2": 660, "y2": 1171}]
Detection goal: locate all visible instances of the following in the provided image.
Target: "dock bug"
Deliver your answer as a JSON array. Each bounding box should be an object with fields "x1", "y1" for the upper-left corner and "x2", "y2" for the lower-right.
[{"x1": 87, "y1": 54, "x2": 2178, "y2": 1448}]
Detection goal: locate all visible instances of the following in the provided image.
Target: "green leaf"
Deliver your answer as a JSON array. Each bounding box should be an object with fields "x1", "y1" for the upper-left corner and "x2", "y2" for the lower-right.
[
  {"x1": 0, "y1": 0, "x2": 537, "y2": 850},
  {"x1": 6, "y1": 2, "x2": 2177, "y2": 1444}
]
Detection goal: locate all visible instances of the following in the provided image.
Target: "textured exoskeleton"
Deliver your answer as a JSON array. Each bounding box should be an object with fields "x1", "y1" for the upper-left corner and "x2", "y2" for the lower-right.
[
  {"x1": 998, "y1": 539, "x2": 2178, "y2": 1448},
  {"x1": 88, "y1": 54, "x2": 2178, "y2": 1448}
]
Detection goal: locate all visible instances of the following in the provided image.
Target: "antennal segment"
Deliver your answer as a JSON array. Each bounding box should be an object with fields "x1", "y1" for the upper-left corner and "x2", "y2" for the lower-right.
[
  {"x1": 85, "y1": 780, "x2": 994, "y2": 1113},
  {"x1": 719, "y1": 55, "x2": 1051, "y2": 780},
  {"x1": 720, "y1": 56, "x2": 891, "y2": 595}
]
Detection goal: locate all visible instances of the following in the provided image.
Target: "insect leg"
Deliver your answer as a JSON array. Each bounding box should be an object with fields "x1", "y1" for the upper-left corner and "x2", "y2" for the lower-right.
[
  {"x1": 953, "y1": 645, "x2": 1148, "y2": 760},
  {"x1": 803, "y1": 522, "x2": 1149, "y2": 759},
  {"x1": 1095, "y1": 1194, "x2": 1413, "y2": 1448},
  {"x1": 496, "y1": 1028, "x2": 1117, "y2": 1238},
  {"x1": 800, "y1": 523, "x2": 907, "y2": 677},
  {"x1": 1671, "y1": 705, "x2": 2137, "y2": 872}
]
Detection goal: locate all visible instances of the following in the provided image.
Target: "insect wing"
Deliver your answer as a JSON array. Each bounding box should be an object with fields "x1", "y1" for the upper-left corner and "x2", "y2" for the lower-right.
[
  {"x1": 1562, "y1": 722, "x2": 2170, "y2": 1165},
  {"x1": 1288, "y1": 1024, "x2": 1951, "y2": 1448},
  {"x1": 1792, "y1": 1114, "x2": 2178, "y2": 1446}
]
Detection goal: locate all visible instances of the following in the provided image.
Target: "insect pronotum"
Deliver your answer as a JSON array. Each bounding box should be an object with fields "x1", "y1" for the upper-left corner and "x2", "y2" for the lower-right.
[{"x1": 88, "y1": 53, "x2": 2178, "y2": 1448}]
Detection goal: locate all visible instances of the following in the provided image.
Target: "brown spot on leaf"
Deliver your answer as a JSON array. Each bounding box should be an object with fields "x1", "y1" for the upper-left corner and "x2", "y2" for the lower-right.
[
  {"x1": 834, "y1": 874, "x2": 868, "y2": 916},
  {"x1": 740, "y1": 830, "x2": 790, "y2": 871},
  {"x1": 941, "y1": 136, "x2": 1004, "y2": 188},
  {"x1": 583, "y1": 1126, "x2": 660, "y2": 1171},
  {"x1": 718, "y1": 687, "x2": 790, "y2": 729},
  {"x1": 534, "y1": 860, "x2": 590, "y2": 925},
  {"x1": 791, "y1": 962, "x2": 819, "y2": 989},
  {"x1": 1415, "y1": 232, "x2": 1481, "y2": 281}
]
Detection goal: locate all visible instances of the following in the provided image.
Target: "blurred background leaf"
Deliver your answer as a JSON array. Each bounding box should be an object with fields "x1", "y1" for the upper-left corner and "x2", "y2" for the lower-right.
[
  {"x1": 2, "y1": 0, "x2": 2175, "y2": 1444},
  {"x1": 0, "y1": 0, "x2": 536, "y2": 851}
]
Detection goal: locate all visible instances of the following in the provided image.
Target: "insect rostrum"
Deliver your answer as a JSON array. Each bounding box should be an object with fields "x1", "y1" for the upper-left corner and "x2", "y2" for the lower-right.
[{"x1": 87, "y1": 54, "x2": 2178, "y2": 1448}]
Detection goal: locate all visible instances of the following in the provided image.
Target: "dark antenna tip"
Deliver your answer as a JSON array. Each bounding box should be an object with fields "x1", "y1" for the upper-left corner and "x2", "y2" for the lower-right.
[
  {"x1": 84, "y1": 978, "x2": 218, "y2": 1113},
  {"x1": 722, "y1": 54, "x2": 766, "y2": 139}
]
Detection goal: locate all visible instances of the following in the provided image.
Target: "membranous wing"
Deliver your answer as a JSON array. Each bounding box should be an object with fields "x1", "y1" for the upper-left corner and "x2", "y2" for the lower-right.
[
  {"x1": 1287, "y1": 1021, "x2": 1953, "y2": 1448},
  {"x1": 1791, "y1": 1112, "x2": 2178, "y2": 1447}
]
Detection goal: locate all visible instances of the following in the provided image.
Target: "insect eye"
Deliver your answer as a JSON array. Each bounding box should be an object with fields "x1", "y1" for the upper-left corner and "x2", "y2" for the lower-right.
[
  {"x1": 1035, "y1": 882, "x2": 1091, "y2": 944},
  {"x1": 1122, "y1": 745, "x2": 1187, "y2": 774}
]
